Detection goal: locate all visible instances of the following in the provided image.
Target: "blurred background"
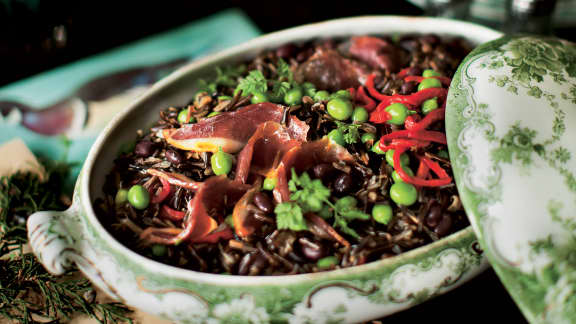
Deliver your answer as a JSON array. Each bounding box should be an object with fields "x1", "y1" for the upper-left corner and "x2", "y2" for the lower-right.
[
  {"x1": 1, "y1": 0, "x2": 574, "y2": 87},
  {"x1": 1, "y1": 0, "x2": 573, "y2": 323}
]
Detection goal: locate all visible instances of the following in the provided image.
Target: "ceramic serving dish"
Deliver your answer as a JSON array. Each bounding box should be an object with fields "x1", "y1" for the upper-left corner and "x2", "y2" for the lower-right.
[
  {"x1": 446, "y1": 35, "x2": 576, "y2": 323},
  {"x1": 27, "y1": 16, "x2": 502, "y2": 323}
]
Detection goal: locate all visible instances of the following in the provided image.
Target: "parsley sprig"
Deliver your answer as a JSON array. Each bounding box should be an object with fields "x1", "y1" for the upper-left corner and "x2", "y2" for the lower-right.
[
  {"x1": 274, "y1": 169, "x2": 370, "y2": 238},
  {"x1": 335, "y1": 121, "x2": 362, "y2": 145},
  {"x1": 234, "y1": 58, "x2": 300, "y2": 101},
  {"x1": 196, "y1": 65, "x2": 246, "y2": 94}
]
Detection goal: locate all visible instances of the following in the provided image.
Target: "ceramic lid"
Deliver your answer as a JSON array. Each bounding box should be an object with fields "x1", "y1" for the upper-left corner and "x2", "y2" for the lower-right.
[{"x1": 445, "y1": 35, "x2": 576, "y2": 323}]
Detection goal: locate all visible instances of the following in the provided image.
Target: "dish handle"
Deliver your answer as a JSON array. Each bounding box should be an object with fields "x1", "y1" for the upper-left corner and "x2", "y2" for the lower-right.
[{"x1": 27, "y1": 205, "x2": 83, "y2": 275}]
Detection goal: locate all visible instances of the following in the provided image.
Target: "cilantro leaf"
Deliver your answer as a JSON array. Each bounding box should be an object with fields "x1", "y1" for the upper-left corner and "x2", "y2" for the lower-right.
[
  {"x1": 236, "y1": 70, "x2": 268, "y2": 96},
  {"x1": 276, "y1": 58, "x2": 293, "y2": 83},
  {"x1": 275, "y1": 202, "x2": 307, "y2": 231},
  {"x1": 335, "y1": 122, "x2": 362, "y2": 144}
]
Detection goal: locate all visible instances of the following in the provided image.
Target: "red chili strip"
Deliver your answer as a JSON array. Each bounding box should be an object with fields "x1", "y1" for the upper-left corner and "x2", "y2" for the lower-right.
[
  {"x1": 379, "y1": 129, "x2": 447, "y2": 145},
  {"x1": 403, "y1": 114, "x2": 421, "y2": 129},
  {"x1": 151, "y1": 177, "x2": 171, "y2": 204},
  {"x1": 404, "y1": 75, "x2": 452, "y2": 87},
  {"x1": 397, "y1": 67, "x2": 412, "y2": 78},
  {"x1": 379, "y1": 138, "x2": 430, "y2": 152},
  {"x1": 355, "y1": 86, "x2": 377, "y2": 111},
  {"x1": 408, "y1": 108, "x2": 446, "y2": 131},
  {"x1": 160, "y1": 205, "x2": 186, "y2": 221},
  {"x1": 421, "y1": 156, "x2": 451, "y2": 179},
  {"x1": 393, "y1": 148, "x2": 451, "y2": 187},
  {"x1": 416, "y1": 158, "x2": 430, "y2": 180},
  {"x1": 369, "y1": 88, "x2": 448, "y2": 124}
]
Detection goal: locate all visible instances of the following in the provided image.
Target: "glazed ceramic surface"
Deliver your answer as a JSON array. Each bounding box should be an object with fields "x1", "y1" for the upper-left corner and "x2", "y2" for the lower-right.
[
  {"x1": 27, "y1": 16, "x2": 501, "y2": 323},
  {"x1": 446, "y1": 35, "x2": 576, "y2": 323}
]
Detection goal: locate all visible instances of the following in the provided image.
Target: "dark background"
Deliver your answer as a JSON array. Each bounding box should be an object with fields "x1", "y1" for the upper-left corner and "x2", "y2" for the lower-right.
[{"x1": 0, "y1": 1, "x2": 550, "y2": 322}]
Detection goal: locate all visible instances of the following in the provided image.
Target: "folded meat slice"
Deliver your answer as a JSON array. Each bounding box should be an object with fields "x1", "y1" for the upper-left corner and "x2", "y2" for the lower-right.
[
  {"x1": 347, "y1": 36, "x2": 404, "y2": 73},
  {"x1": 165, "y1": 102, "x2": 308, "y2": 153},
  {"x1": 140, "y1": 176, "x2": 251, "y2": 245},
  {"x1": 234, "y1": 121, "x2": 303, "y2": 184},
  {"x1": 273, "y1": 138, "x2": 355, "y2": 203},
  {"x1": 295, "y1": 47, "x2": 370, "y2": 92}
]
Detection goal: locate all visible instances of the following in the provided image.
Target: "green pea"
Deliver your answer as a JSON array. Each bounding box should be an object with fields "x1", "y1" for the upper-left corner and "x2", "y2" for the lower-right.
[
  {"x1": 352, "y1": 107, "x2": 369, "y2": 123},
  {"x1": 314, "y1": 90, "x2": 331, "y2": 102},
  {"x1": 177, "y1": 109, "x2": 196, "y2": 124},
  {"x1": 385, "y1": 149, "x2": 410, "y2": 167},
  {"x1": 284, "y1": 87, "x2": 303, "y2": 106},
  {"x1": 207, "y1": 111, "x2": 221, "y2": 117},
  {"x1": 326, "y1": 129, "x2": 346, "y2": 146},
  {"x1": 422, "y1": 69, "x2": 442, "y2": 77},
  {"x1": 263, "y1": 177, "x2": 277, "y2": 190},
  {"x1": 327, "y1": 98, "x2": 354, "y2": 121},
  {"x1": 335, "y1": 196, "x2": 358, "y2": 210},
  {"x1": 422, "y1": 98, "x2": 438, "y2": 115},
  {"x1": 211, "y1": 147, "x2": 234, "y2": 176},
  {"x1": 151, "y1": 244, "x2": 167, "y2": 257},
  {"x1": 371, "y1": 142, "x2": 386, "y2": 155},
  {"x1": 372, "y1": 204, "x2": 393, "y2": 225},
  {"x1": 385, "y1": 103, "x2": 409, "y2": 125},
  {"x1": 390, "y1": 182, "x2": 418, "y2": 206},
  {"x1": 437, "y1": 150, "x2": 449, "y2": 159},
  {"x1": 115, "y1": 188, "x2": 128, "y2": 205},
  {"x1": 332, "y1": 89, "x2": 352, "y2": 100},
  {"x1": 251, "y1": 91, "x2": 269, "y2": 104},
  {"x1": 127, "y1": 185, "x2": 150, "y2": 210},
  {"x1": 392, "y1": 168, "x2": 414, "y2": 183},
  {"x1": 302, "y1": 82, "x2": 317, "y2": 97},
  {"x1": 361, "y1": 133, "x2": 376, "y2": 144},
  {"x1": 418, "y1": 78, "x2": 442, "y2": 91},
  {"x1": 317, "y1": 256, "x2": 338, "y2": 269}
]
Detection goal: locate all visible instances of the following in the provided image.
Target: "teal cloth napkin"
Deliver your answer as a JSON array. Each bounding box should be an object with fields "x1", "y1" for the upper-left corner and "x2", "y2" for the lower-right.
[{"x1": 0, "y1": 8, "x2": 260, "y2": 184}]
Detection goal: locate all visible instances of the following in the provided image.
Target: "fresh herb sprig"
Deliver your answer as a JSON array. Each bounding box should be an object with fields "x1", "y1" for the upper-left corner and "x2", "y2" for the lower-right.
[
  {"x1": 0, "y1": 159, "x2": 133, "y2": 324},
  {"x1": 335, "y1": 121, "x2": 362, "y2": 145},
  {"x1": 234, "y1": 58, "x2": 300, "y2": 101},
  {"x1": 196, "y1": 65, "x2": 246, "y2": 95},
  {"x1": 274, "y1": 169, "x2": 369, "y2": 237}
]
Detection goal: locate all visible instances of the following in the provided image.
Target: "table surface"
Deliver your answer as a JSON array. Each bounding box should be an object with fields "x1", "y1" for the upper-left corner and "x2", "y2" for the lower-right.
[{"x1": 4, "y1": 1, "x2": 572, "y2": 322}]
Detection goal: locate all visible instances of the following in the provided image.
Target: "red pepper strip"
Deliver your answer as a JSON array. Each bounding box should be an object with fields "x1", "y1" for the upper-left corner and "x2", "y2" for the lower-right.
[
  {"x1": 416, "y1": 158, "x2": 431, "y2": 180},
  {"x1": 393, "y1": 148, "x2": 452, "y2": 187},
  {"x1": 369, "y1": 101, "x2": 392, "y2": 123},
  {"x1": 379, "y1": 129, "x2": 447, "y2": 145},
  {"x1": 380, "y1": 138, "x2": 431, "y2": 152},
  {"x1": 365, "y1": 74, "x2": 389, "y2": 101},
  {"x1": 421, "y1": 156, "x2": 451, "y2": 179},
  {"x1": 404, "y1": 75, "x2": 452, "y2": 87},
  {"x1": 151, "y1": 177, "x2": 171, "y2": 204},
  {"x1": 160, "y1": 205, "x2": 186, "y2": 221},
  {"x1": 397, "y1": 67, "x2": 412, "y2": 78},
  {"x1": 347, "y1": 87, "x2": 356, "y2": 99},
  {"x1": 409, "y1": 108, "x2": 446, "y2": 131},
  {"x1": 355, "y1": 86, "x2": 377, "y2": 111},
  {"x1": 404, "y1": 114, "x2": 421, "y2": 130},
  {"x1": 369, "y1": 88, "x2": 448, "y2": 123}
]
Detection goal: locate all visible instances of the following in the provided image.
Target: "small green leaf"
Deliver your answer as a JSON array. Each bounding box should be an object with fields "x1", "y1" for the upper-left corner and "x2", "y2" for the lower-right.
[{"x1": 275, "y1": 202, "x2": 307, "y2": 231}]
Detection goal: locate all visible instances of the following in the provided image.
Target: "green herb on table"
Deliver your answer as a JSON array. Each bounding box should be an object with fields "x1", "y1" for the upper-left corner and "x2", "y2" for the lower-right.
[{"x1": 0, "y1": 159, "x2": 133, "y2": 324}]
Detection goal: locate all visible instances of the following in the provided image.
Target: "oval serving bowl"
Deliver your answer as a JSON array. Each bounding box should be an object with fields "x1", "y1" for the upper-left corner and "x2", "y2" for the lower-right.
[{"x1": 27, "y1": 16, "x2": 502, "y2": 323}]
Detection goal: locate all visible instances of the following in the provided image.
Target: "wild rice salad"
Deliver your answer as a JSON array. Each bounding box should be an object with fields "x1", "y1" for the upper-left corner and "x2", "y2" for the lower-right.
[{"x1": 96, "y1": 34, "x2": 473, "y2": 275}]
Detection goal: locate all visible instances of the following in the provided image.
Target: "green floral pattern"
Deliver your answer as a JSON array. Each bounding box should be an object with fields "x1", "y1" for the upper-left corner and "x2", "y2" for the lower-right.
[{"x1": 447, "y1": 36, "x2": 576, "y2": 324}]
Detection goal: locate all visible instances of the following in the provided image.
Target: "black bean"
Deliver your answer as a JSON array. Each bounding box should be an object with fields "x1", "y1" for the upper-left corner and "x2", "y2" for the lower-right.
[
  {"x1": 405, "y1": 66, "x2": 422, "y2": 76},
  {"x1": 253, "y1": 192, "x2": 274, "y2": 214},
  {"x1": 165, "y1": 149, "x2": 183, "y2": 165},
  {"x1": 313, "y1": 163, "x2": 336, "y2": 182},
  {"x1": 134, "y1": 140, "x2": 155, "y2": 157},
  {"x1": 434, "y1": 214, "x2": 453, "y2": 237},
  {"x1": 299, "y1": 238, "x2": 326, "y2": 261},
  {"x1": 333, "y1": 173, "x2": 354, "y2": 195},
  {"x1": 276, "y1": 43, "x2": 297, "y2": 58},
  {"x1": 400, "y1": 81, "x2": 417, "y2": 95},
  {"x1": 426, "y1": 202, "x2": 443, "y2": 228}
]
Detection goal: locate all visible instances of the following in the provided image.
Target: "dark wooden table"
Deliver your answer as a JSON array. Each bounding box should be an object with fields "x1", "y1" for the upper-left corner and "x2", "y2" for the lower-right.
[{"x1": 5, "y1": 1, "x2": 565, "y2": 322}]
